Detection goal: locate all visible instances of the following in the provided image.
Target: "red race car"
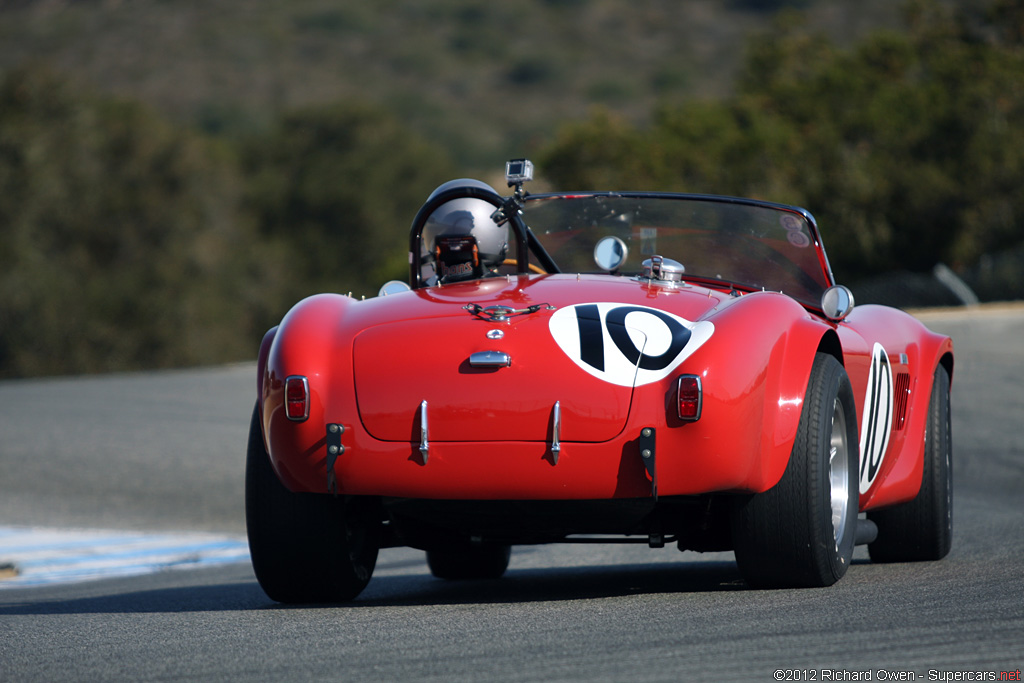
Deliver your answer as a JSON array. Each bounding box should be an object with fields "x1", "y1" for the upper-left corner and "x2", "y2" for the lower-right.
[{"x1": 247, "y1": 160, "x2": 954, "y2": 602}]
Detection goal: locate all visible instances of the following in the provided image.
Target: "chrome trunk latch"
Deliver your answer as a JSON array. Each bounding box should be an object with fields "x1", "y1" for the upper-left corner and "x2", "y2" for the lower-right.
[{"x1": 469, "y1": 350, "x2": 511, "y2": 368}]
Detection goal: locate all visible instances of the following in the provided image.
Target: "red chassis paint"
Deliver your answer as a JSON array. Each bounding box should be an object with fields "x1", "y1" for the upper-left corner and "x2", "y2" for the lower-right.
[{"x1": 258, "y1": 274, "x2": 951, "y2": 509}]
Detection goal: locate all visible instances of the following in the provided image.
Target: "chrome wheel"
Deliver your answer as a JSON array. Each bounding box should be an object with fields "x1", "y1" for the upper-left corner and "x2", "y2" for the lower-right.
[{"x1": 829, "y1": 397, "x2": 851, "y2": 548}]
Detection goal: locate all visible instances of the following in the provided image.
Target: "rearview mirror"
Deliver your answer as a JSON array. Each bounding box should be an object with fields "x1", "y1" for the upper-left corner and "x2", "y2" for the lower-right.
[
  {"x1": 378, "y1": 280, "x2": 412, "y2": 297},
  {"x1": 821, "y1": 285, "x2": 855, "y2": 321},
  {"x1": 593, "y1": 236, "x2": 628, "y2": 272}
]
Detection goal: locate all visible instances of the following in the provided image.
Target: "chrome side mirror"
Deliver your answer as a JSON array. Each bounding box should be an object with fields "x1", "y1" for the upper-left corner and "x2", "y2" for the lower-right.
[
  {"x1": 378, "y1": 280, "x2": 412, "y2": 297},
  {"x1": 821, "y1": 285, "x2": 855, "y2": 321},
  {"x1": 593, "y1": 236, "x2": 628, "y2": 272}
]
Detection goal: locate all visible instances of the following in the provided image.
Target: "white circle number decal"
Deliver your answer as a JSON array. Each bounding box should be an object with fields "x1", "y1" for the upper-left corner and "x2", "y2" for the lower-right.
[
  {"x1": 549, "y1": 303, "x2": 714, "y2": 387},
  {"x1": 859, "y1": 342, "x2": 894, "y2": 494}
]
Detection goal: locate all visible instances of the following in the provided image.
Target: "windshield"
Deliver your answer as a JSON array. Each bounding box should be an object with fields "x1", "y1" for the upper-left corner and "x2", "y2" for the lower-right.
[{"x1": 523, "y1": 193, "x2": 833, "y2": 306}]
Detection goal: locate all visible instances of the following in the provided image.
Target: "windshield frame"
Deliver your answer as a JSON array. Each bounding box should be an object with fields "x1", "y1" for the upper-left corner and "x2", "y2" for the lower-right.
[{"x1": 520, "y1": 191, "x2": 836, "y2": 306}]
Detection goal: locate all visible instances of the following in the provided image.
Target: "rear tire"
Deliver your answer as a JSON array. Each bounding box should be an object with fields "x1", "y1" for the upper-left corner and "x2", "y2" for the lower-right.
[
  {"x1": 732, "y1": 353, "x2": 859, "y2": 588},
  {"x1": 427, "y1": 544, "x2": 512, "y2": 580},
  {"x1": 868, "y1": 365, "x2": 952, "y2": 562},
  {"x1": 245, "y1": 405, "x2": 380, "y2": 603}
]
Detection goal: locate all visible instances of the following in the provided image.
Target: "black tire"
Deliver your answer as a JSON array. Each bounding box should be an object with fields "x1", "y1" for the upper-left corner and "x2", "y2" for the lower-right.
[
  {"x1": 868, "y1": 364, "x2": 952, "y2": 562},
  {"x1": 732, "y1": 352, "x2": 859, "y2": 588},
  {"x1": 426, "y1": 544, "x2": 512, "y2": 580},
  {"x1": 245, "y1": 405, "x2": 380, "y2": 603}
]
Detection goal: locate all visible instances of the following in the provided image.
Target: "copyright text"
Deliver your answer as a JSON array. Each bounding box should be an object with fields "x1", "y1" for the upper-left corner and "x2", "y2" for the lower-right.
[{"x1": 772, "y1": 670, "x2": 1022, "y2": 682}]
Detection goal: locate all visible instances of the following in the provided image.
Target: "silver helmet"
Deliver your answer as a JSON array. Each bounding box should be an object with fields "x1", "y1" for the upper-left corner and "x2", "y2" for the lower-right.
[{"x1": 421, "y1": 179, "x2": 508, "y2": 284}]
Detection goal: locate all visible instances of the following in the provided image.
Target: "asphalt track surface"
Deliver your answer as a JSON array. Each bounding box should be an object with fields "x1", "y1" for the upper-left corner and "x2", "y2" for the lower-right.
[{"x1": 1, "y1": 305, "x2": 1022, "y2": 682}]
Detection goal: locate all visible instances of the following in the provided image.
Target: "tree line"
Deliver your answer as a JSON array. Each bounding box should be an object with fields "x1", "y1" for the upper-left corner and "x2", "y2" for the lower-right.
[
  {"x1": 0, "y1": 67, "x2": 455, "y2": 377},
  {"x1": 1, "y1": 0, "x2": 1022, "y2": 377},
  {"x1": 541, "y1": 0, "x2": 1024, "y2": 284}
]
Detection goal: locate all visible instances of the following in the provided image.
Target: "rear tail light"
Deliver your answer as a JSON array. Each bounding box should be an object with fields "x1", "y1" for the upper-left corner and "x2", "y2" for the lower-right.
[
  {"x1": 285, "y1": 375, "x2": 310, "y2": 421},
  {"x1": 677, "y1": 375, "x2": 702, "y2": 421}
]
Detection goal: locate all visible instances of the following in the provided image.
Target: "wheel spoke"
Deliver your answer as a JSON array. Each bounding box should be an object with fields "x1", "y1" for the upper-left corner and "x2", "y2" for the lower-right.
[{"x1": 829, "y1": 398, "x2": 850, "y2": 547}]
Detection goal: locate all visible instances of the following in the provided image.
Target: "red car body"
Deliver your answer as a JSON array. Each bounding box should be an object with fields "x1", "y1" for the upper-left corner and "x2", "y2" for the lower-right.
[
  {"x1": 247, "y1": 180, "x2": 954, "y2": 602},
  {"x1": 259, "y1": 279, "x2": 949, "y2": 508}
]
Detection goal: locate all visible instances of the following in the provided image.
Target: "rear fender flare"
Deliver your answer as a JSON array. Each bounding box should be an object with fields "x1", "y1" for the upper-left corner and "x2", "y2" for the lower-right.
[
  {"x1": 755, "y1": 318, "x2": 840, "y2": 491},
  {"x1": 685, "y1": 292, "x2": 834, "y2": 493},
  {"x1": 261, "y1": 293, "x2": 357, "y2": 492}
]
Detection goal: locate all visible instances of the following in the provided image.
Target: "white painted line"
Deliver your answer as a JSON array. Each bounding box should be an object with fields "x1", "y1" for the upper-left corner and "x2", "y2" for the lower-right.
[{"x1": 0, "y1": 526, "x2": 250, "y2": 589}]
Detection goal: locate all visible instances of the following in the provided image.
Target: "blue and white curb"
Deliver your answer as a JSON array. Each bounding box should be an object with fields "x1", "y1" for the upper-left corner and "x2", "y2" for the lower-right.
[{"x1": 0, "y1": 526, "x2": 250, "y2": 588}]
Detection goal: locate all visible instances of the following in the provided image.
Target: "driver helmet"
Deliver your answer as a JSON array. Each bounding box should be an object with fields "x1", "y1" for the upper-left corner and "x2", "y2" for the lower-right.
[{"x1": 421, "y1": 179, "x2": 509, "y2": 284}]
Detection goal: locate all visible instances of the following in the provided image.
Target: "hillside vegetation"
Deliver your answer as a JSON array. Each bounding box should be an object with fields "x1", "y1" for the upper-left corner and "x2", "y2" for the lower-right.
[
  {"x1": 1, "y1": 0, "x2": 1021, "y2": 377},
  {"x1": 541, "y1": 2, "x2": 1024, "y2": 282},
  {"x1": 0, "y1": 0, "x2": 912, "y2": 165}
]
